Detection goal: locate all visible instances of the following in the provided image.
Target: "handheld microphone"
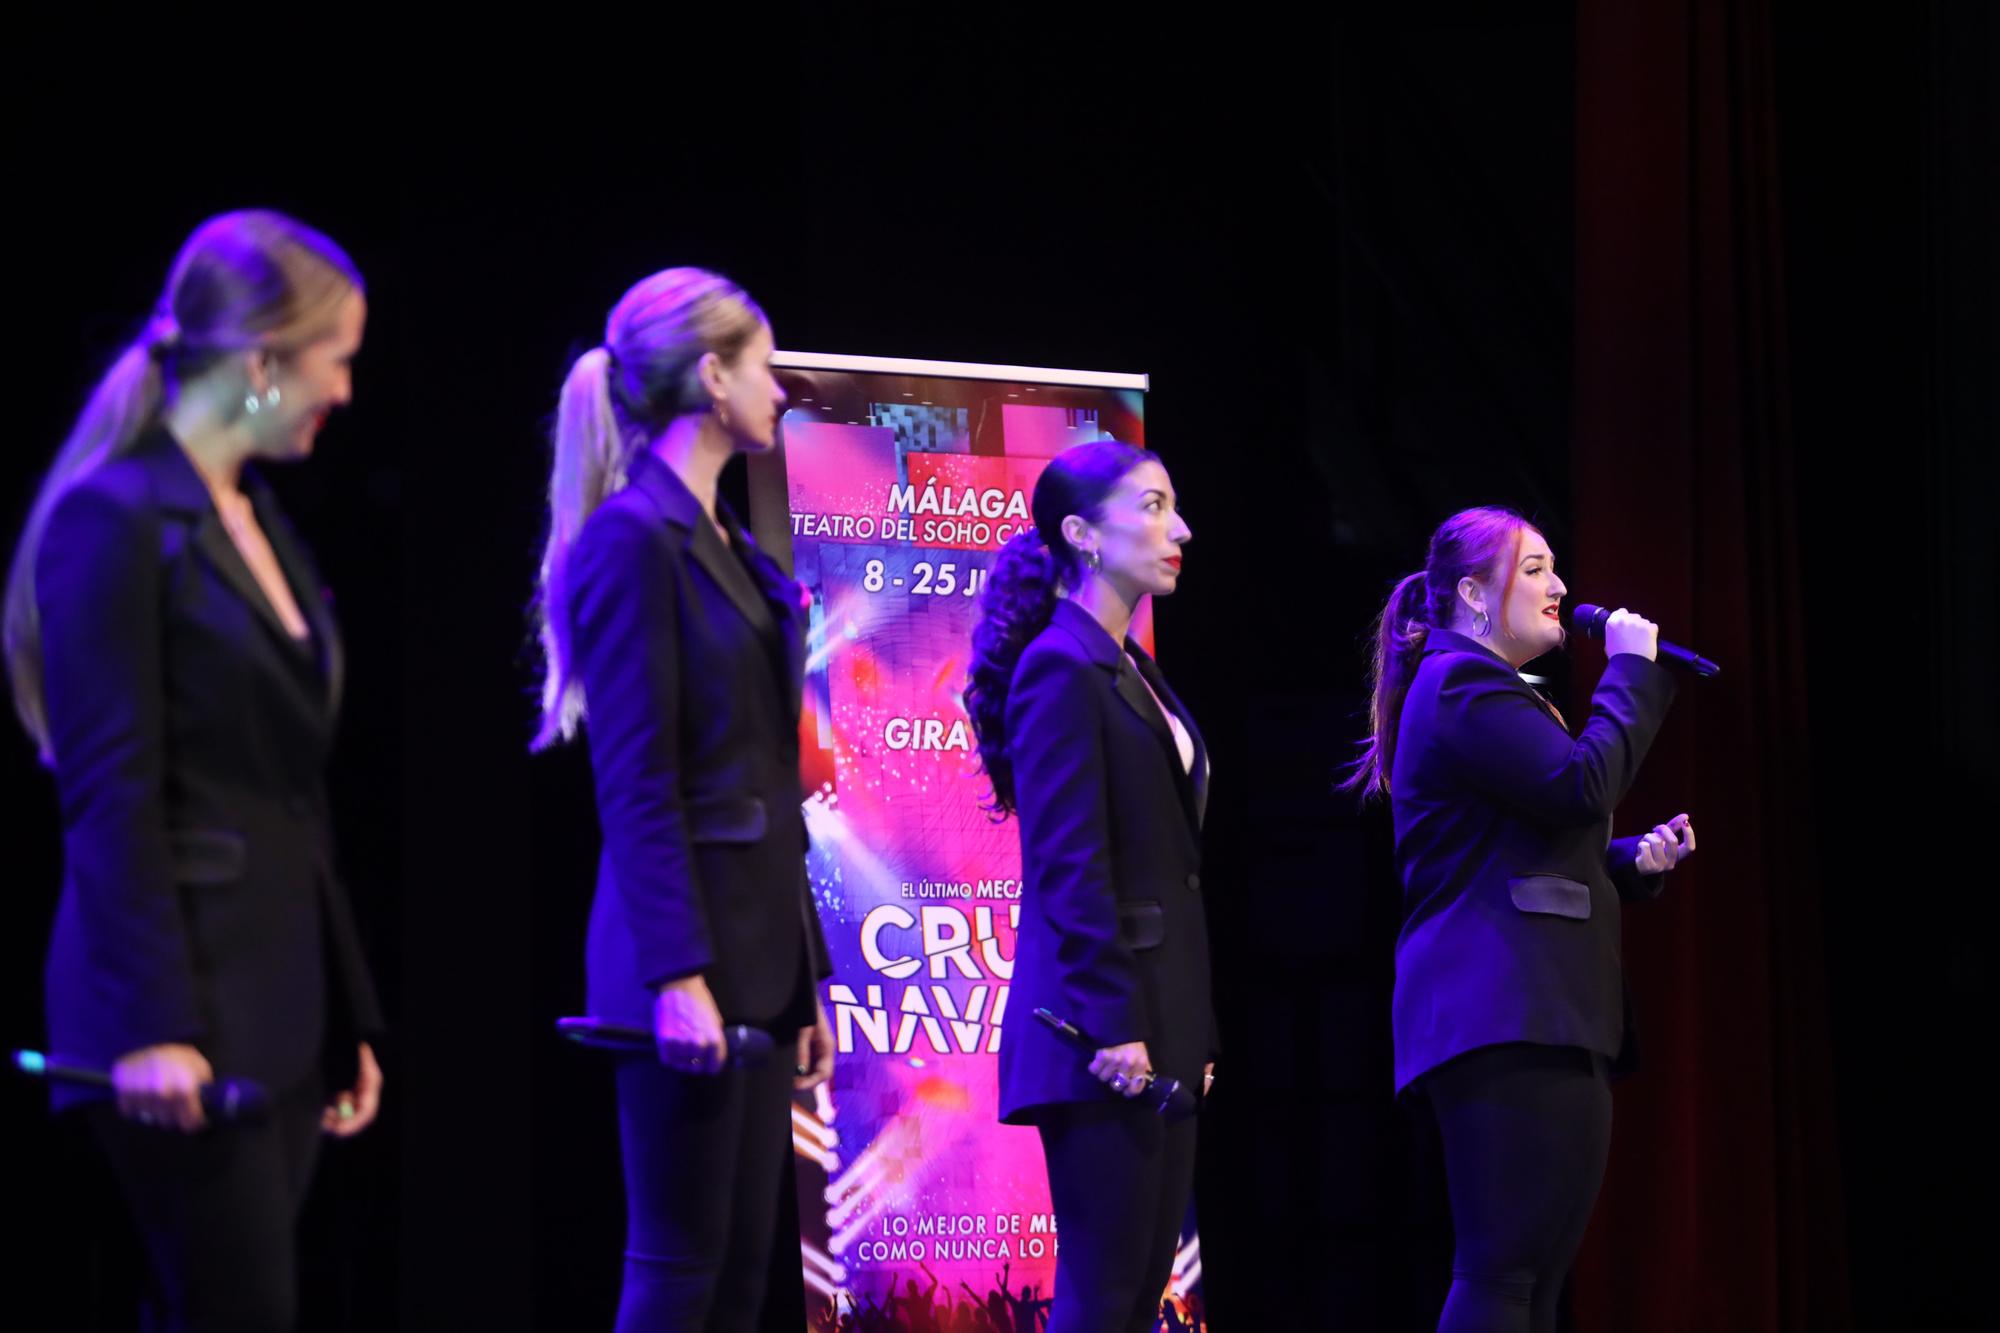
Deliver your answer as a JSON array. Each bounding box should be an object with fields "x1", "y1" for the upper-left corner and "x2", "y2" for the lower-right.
[
  {"x1": 1033, "y1": 1008, "x2": 1199, "y2": 1122},
  {"x1": 1569, "y1": 604, "x2": 1721, "y2": 678},
  {"x1": 554, "y1": 1018, "x2": 776, "y2": 1068},
  {"x1": 11, "y1": 1049, "x2": 272, "y2": 1124}
]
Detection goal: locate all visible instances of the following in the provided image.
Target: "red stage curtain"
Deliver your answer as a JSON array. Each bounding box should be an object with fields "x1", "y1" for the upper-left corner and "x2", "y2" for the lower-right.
[{"x1": 1571, "y1": 1, "x2": 1850, "y2": 1327}]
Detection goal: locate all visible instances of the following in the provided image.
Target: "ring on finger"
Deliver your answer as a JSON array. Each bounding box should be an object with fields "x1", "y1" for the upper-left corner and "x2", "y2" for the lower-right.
[{"x1": 1110, "y1": 1073, "x2": 1128, "y2": 1091}]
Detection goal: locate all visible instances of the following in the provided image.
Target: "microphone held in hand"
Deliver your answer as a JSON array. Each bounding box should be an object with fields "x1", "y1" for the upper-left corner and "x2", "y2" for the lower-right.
[
  {"x1": 553, "y1": 1018, "x2": 776, "y2": 1068},
  {"x1": 1033, "y1": 1008, "x2": 1199, "y2": 1122},
  {"x1": 11, "y1": 1049, "x2": 272, "y2": 1124},
  {"x1": 1569, "y1": 603, "x2": 1721, "y2": 678}
]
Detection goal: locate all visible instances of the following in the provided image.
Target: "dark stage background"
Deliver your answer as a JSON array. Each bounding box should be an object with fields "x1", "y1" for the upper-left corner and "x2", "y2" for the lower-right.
[{"x1": 3, "y1": 6, "x2": 1989, "y2": 1328}]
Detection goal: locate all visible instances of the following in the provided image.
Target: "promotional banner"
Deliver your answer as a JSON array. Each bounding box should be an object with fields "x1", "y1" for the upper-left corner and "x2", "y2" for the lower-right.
[{"x1": 750, "y1": 355, "x2": 1203, "y2": 1332}]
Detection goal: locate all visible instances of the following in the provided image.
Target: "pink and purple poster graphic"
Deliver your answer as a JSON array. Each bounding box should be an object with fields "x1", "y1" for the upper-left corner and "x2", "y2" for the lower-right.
[{"x1": 753, "y1": 367, "x2": 1202, "y2": 1330}]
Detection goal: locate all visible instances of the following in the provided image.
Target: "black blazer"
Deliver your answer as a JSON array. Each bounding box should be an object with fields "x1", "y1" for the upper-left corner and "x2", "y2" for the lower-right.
[
  {"x1": 36, "y1": 430, "x2": 382, "y2": 1109},
  {"x1": 997, "y1": 598, "x2": 1216, "y2": 1124},
  {"x1": 565, "y1": 451, "x2": 830, "y2": 1033},
  {"x1": 1389, "y1": 629, "x2": 1677, "y2": 1092}
]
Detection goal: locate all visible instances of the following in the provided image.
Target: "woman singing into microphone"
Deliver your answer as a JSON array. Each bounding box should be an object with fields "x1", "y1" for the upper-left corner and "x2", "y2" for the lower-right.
[
  {"x1": 533, "y1": 268, "x2": 833, "y2": 1331},
  {"x1": 1347, "y1": 507, "x2": 1695, "y2": 1333},
  {"x1": 3, "y1": 210, "x2": 384, "y2": 1331},
  {"x1": 965, "y1": 440, "x2": 1215, "y2": 1333}
]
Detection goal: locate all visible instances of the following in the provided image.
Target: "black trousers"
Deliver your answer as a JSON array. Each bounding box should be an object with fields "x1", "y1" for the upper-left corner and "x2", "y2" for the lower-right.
[
  {"x1": 1424, "y1": 1043, "x2": 1613, "y2": 1333},
  {"x1": 83, "y1": 1078, "x2": 325, "y2": 1333},
  {"x1": 613, "y1": 1052, "x2": 795, "y2": 1332},
  {"x1": 1035, "y1": 1099, "x2": 1197, "y2": 1333}
]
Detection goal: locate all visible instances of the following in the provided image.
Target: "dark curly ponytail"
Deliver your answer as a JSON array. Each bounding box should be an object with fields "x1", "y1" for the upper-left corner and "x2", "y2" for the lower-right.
[{"x1": 965, "y1": 438, "x2": 1157, "y2": 815}]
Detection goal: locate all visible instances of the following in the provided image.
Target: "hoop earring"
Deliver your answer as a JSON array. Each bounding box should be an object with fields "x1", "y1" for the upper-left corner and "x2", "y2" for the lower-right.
[
  {"x1": 1083, "y1": 549, "x2": 1101, "y2": 574},
  {"x1": 1474, "y1": 610, "x2": 1490, "y2": 636},
  {"x1": 244, "y1": 385, "x2": 280, "y2": 415}
]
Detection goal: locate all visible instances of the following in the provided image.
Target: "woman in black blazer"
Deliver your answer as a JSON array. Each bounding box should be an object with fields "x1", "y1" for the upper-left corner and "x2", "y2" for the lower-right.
[
  {"x1": 533, "y1": 268, "x2": 833, "y2": 1332},
  {"x1": 3, "y1": 211, "x2": 384, "y2": 1331},
  {"x1": 965, "y1": 439, "x2": 1214, "y2": 1333},
  {"x1": 1347, "y1": 506, "x2": 1696, "y2": 1333}
]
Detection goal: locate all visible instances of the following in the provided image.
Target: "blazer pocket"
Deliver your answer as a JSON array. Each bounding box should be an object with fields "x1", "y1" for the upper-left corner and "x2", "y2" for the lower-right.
[
  {"x1": 685, "y1": 794, "x2": 768, "y2": 845},
  {"x1": 1117, "y1": 900, "x2": 1166, "y2": 951},
  {"x1": 168, "y1": 829, "x2": 248, "y2": 886},
  {"x1": 1508, "y1": 874, "x2": 1592, "y2": 920}
]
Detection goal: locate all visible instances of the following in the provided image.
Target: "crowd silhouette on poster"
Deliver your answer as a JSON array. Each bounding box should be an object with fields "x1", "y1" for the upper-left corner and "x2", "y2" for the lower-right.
[{"x1": 811, "y1": 1261, "x2": 1204, "y2": 1333}]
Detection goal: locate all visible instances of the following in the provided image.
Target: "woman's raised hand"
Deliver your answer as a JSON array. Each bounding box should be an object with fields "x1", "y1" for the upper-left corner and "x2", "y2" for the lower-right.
[
  {"x1": 1634, "y1": 813, "x2": 1696, "y2": 874},
  {"x1": 1603, "y1": 608, "x2": 1660, "y2": 661}
]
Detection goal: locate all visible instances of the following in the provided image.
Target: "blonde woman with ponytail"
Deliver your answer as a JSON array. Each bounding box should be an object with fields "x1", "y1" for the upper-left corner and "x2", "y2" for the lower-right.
[
  {"x1": 533, "y1": 268, "x2": 833, "y2": 1331},
  {"x1": 4, "y1": 211, "x2": 384, "y2": 1331}
]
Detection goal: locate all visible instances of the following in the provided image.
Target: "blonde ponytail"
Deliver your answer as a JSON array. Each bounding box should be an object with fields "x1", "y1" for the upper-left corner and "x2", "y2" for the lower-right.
[
  {"x1": 529, "y1": 267, "x2": 767, "y2": 749},
  {"x1": 3, "y1": 338, "x2": 166, "y2": 758},
  {"x1": 532, "y1": 346, "x2": 639, "y2": 749}
]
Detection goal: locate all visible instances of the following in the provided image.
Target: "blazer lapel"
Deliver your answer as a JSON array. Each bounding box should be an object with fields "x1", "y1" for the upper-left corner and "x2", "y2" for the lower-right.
[
  {"x1": 727, "y1": 512, "x2": 808, "y2": 717},
  {"x1": 135, "y1": 435, "x2": 333, "y2": 739},
  {"x1": 1126, "y1": 644, "x2": 1204, "y2": 832},
  {"x1": 252, "y1": 481, "x2": 343, "y2": 719},
  {"x1": 145, "y1": 437, "x2": 317, "y2": 659},
  {"x1": 689, "y1": 516, "x2": 778, "y2": 637},
  {"x1": 1113, "y1": 655, "x2": 1179, "y2": 754},
  {"x1": 189, "y1": 510, "x2": 306, "y2": 651},
  {"x1": 1053, "y1": 601, "x2": 1201, "y2": 833},
  {"x1": 627, "y1": 453, "x2": 775, "y2": 640},
  {"x1": 1426, "y1": 628, "x2": 1569, "y2": 734},
  {"x1": 1133, "y1": 646, "x2": 1209, "y2": 829},
  {"x1": 776, "y1": 586, "x2": 806, "y2": 715}
]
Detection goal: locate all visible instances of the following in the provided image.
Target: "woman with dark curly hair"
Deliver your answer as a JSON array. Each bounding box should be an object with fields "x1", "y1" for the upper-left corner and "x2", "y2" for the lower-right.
[{"x1": 964, "y1": 439, "x2": 1214, "y2": 1333}]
